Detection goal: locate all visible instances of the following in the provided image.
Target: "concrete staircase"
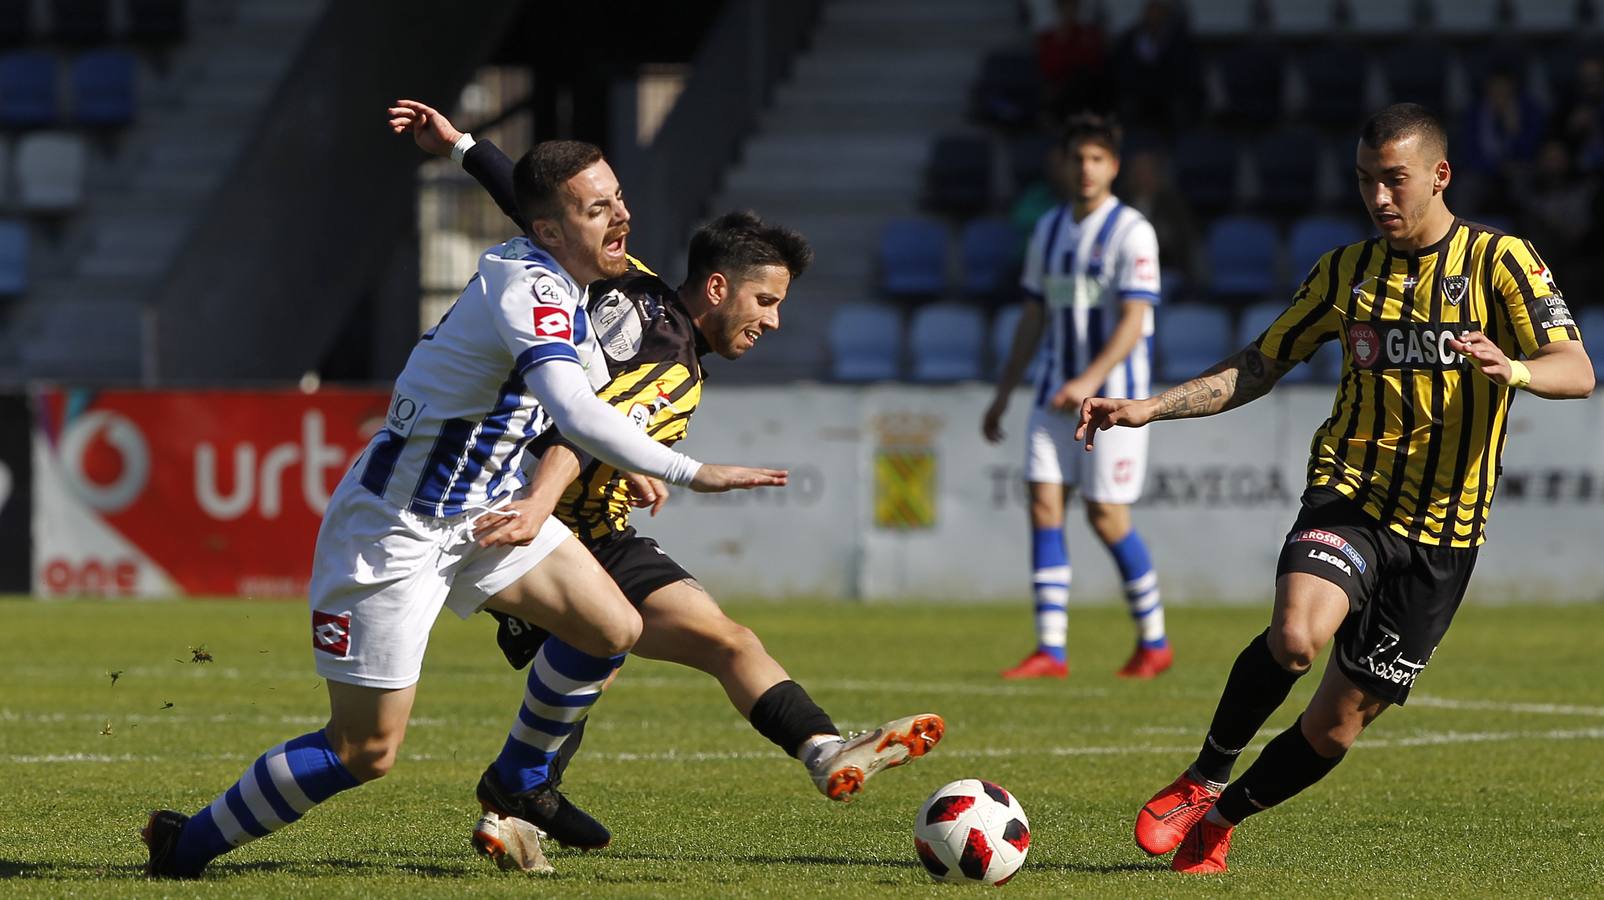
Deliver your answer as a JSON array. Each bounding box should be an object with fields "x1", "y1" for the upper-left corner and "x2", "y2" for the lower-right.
[
  {"x1": 0, "y1": 0, "x2": 327, "y2": 383},
  {"x1": 702, "y1": 0, "x2": 1024, "y2": 382}
]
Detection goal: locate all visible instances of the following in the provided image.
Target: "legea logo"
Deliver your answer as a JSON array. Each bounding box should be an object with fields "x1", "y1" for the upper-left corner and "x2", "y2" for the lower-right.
[{"x1": 60, "y1": 410, "x2": 151, "y2": 513}]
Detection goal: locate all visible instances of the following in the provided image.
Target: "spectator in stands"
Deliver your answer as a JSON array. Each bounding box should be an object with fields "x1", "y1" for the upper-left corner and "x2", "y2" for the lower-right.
[
  {"x1": 1120, "y1": 146, "x2": 1201, "y2": 286},
  {"x1": 1457, "y1": 66, "x2": 1546, "y2": 216},
  {"x1": 1109, "y1": 0, "x2": 1201, "y2": 134},
  {"x1": 1036, "y1": 0, "x2": 1109, "y2": 118},
  {"x1": 1515, "y1": 138, "x2": 1593, "y2": 280},
  {"x1": 1556, "y1": 52, "x2": 1604, "y2": 175}
]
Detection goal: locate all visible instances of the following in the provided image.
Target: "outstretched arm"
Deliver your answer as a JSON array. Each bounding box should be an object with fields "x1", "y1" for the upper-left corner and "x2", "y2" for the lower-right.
[
  {"x1": 388, "y1": 98, "x2": 523, "y2": 230},
  {"x1": 1075, "y1": 344, "x2": 1295, "y2": 447}
]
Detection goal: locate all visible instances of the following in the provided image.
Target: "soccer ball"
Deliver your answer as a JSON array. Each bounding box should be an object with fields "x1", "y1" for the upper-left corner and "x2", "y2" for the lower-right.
[{"x1": 913, "y1": 779, "x2": 1031, "y2": 885}]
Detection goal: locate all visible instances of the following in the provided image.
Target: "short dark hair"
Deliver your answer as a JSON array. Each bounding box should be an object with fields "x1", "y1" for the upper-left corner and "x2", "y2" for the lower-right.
[
  {"x1": 1058, "y1": 111, "x2": 1122, "y2": 156},
  {"x1": 684, "y1": 210, "x2": 813, "y2": 291},
  {"x1": 1360, "y1": 103, "x2": 1448, "y2": 159},
  {"x1": 512, "y1": 140, "x2": 604, "y2": 227}
]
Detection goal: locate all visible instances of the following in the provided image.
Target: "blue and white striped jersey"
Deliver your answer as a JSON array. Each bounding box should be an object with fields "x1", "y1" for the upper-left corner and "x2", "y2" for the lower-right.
[
  {"x1": 1021, "y1": 196, "x2": 1160, "y2": 404},
  {"x1": 356, "y1": 236, "x2": 610, "y2": 519}
]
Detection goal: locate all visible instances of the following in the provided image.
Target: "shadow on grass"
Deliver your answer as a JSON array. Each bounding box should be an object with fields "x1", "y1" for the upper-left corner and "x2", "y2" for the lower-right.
[
  {"x1": 0, "y1": 858, "x2": 473, "y2": 880},
  {"x1": 602, "y1": 850, "x2": 1165, "y2": 876}
]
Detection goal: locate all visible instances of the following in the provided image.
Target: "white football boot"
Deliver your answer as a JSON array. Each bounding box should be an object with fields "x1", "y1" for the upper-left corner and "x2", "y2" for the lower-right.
[{"x1": 807, "y1": 713, "x2": 945, "y2": 801}]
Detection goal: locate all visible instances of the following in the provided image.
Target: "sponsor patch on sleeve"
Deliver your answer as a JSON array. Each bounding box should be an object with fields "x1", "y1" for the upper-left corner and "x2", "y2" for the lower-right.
[
  {"x1": 312, "y1": 610, "x2": 351, "y2": 656},
  {"x1": 534, "y1": 307, "x2": 573, "y2": 341},
  {"x1": 1528, "y1": 294, "x2": 1575, "y2": 331}
]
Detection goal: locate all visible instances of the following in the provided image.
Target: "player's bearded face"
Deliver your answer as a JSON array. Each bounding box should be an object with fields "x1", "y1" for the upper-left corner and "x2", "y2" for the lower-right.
[
  {"x1": 558, "y1": 161, "x2": 632, "y2": 283},
  {"x1": 709, "y1": 264, "x2": 790, "y2": 360},
  {"x1": 1356, "y1": 135, "x2": 1446, "y2": 248}
]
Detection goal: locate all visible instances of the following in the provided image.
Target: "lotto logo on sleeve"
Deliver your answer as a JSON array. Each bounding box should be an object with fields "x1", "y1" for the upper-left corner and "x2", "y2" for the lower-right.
[
  {"x1": 1289, "y1": 529, "x2": 1367, "y2": 574},
  {"x1": 534, "y1": 307, "x2": 573, "y2": 340},
  {"x1": 312, "y1": 610, "x2": 352, "y2": 657}
]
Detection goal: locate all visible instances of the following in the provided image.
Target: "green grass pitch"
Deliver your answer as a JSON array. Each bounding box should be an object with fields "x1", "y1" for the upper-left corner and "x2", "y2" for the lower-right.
[{"x1": 1, "y1": 597, "x2": 1601, "y2": 898}]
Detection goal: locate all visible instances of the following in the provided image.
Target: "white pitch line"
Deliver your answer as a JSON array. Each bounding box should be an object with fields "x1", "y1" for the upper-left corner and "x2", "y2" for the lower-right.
[
  {"x1": 1407, "y1": 695, "x2": 1604, "y2": 718},
  {"x1": 9, "y1": 726, "x2": 1602, "y2": 767}
]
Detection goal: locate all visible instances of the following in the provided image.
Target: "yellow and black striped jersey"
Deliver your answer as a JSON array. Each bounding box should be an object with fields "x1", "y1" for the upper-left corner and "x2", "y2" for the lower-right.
[
  {"x1": 554, "y1": 269, "x2": 704, "y2": 543},
  {"x1": 1256, "y1": 219, "x2": 1582, "y2": 548}
]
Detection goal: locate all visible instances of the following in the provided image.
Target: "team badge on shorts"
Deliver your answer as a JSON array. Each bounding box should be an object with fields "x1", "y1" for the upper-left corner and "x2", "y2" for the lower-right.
[{"x1": 312, "y1": 611, "x2": 352, "y2": 656}]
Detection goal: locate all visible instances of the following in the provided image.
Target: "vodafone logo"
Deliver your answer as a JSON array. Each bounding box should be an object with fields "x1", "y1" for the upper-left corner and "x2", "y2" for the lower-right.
[
  {"x1": 534, "y1": 307, "x2": 572, "y2": 340},
  {"x1": 59, "y1": 410, "x2": 150, "y2": 513}
]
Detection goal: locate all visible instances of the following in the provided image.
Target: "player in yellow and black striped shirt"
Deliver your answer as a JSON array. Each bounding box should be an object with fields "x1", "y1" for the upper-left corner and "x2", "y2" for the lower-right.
[
  {"x1": 1077, "y1": 104, "x2": 1595, "y2": 874},
  {"x1": 393, "y1": 98, "x2": 949, "y2": 857}
]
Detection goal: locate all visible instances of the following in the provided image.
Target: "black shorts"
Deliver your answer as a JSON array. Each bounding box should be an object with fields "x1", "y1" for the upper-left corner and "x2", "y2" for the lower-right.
[
  {"x1": 1276, "y1": 488, "x2": 1478, "y2": 705},
  {"x1": 489, "y1": 527, "x2": 694, "y2": 669}
]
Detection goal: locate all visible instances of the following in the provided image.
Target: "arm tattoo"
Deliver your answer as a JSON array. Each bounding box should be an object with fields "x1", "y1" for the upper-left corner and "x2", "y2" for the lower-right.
[{"x1": 1149, "y1": 345, "x2": 1292, "y2": 421}]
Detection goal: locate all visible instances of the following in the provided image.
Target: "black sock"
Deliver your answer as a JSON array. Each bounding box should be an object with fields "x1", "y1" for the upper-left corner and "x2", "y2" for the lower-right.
[
  {"x1": 549, "y1": 715, "x2": 586, "y2": 787},
  {"x1": 1213, "y1": 717, "x2": 1344, "y2": 824},
  {"x1": 1192, "y1": 629, "x2": 1304, "y2": 785},
  {"x1": 748, "y1": 680, "x2": 838, "y2": 755}
]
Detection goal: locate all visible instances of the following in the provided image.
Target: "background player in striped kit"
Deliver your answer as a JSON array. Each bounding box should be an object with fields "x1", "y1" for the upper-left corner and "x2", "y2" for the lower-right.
[
  {"x1": 983, "y1": 113, "x2": 1170, "y2": 681},
  {"x1": 1078, "y1": 103, "x2": 1594, "y2": 874},
  {"x1": 139, "y1": 139, "x2": 788, "y2": 879}
]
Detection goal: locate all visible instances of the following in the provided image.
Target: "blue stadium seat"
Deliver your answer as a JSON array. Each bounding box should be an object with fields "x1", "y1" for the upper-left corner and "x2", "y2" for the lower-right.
[
  {"x1": 1266, "y1": 0, "x2": 1335, "y2": 33},
  {"x1": 923, "y1": 134, "x2": 993, "y2": 217},
  {"x1": 1205, "y1": 215, "x2": 1280, "y2": 301},
  {"x1": 879, "y1": 217, "x2": 949, "y2": 298},
  {"x1": 16, "y1": 131, "x2": 85, "y2": 211},
  {"x1": 1433, "y1": 0, "x2": 1500, "y2": 34},
  {"x1": 1580, "y1": 310, "x2": 1604, "y2": 380},
  {"x1": 1155, "y1": 304, "x2": 1233, "y2": 382},
  {"x1": 72, "y1": 49, "x2": 135, "y2": 125},
  {"x1": 0, "y1": 218, "x2": 27, "y2": 294},
  {"x1": 909, "y1": 302, "x2": 985, "y2": 382},
  {"x1": 50, "y1": 0, "x2": 111, "y2": 44},
  {"x1": 1297, "y1": 42, "x2": 1370, "y2": 128},
  {"x1": 991, "y1": 302, "x2": 1046, "y2": 383},
  {"x1": 1238, "y1": 300, "x2": 1344, "y2": 383},
  {"x1": 1342, "y1": 0, "x2": 1416, "y2": 33},
  {"x1": 1172, "y1": 131, "x2": 1239, "y2": 216},
  {"x1": 829, "y1": 302, "x2": 903, "y2": 382},
  {"x1": 971, "y1": 49, "x2": 1038, "y2": 130},
  {"x1": 1305, "y1": 338, "x2": 1344, "y2": 383},
  {"x1": 0, "y1": 51, "x2": 58, "y2": 127},
  {"x1": 1254, "y1": 128, "x2": 1324, "y2": 216},
  {"x1": 960, "y1": 217, "x2": 1021, "y2": 299},
  {"x1": 1287, "y1": 215, "x2": 1367, "y2": 288},
  {"x1": 1215, "y1": 42, "x2": 1286, "y2": 122},
  {"x1": 127, "y1": 0, "x2": 186, "y2": 42}
]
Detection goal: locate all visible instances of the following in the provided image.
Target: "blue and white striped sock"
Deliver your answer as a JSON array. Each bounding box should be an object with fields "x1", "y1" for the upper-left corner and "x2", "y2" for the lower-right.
[
  {"x1": 1108, "y1": 530, "x2": 1166, "y2": 649},
  {"x1": 491, "y1": 636, "x2": 623, "y2": 793},
  {"x1": 172, "y1": 730, "x2": 359, "y2": 876},
  {"x1": 1031, "y1": 526, "x2": 1070, "y2": 663}
]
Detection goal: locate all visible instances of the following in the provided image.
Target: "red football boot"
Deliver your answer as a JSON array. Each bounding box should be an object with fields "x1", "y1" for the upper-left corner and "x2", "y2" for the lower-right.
[
  {"x1": 1000, "y1": 650, "x2": 1068, "y2": 680},
  {"x1": 1117, "y1": 644, "x2": 1174, "y2": 679},
  {"x1": 1133, "y1": 770, "x2": 1220, "y2": 855},
  {"x1": 1171, "y1": 815, "x2": 1233, "y2": 874}
]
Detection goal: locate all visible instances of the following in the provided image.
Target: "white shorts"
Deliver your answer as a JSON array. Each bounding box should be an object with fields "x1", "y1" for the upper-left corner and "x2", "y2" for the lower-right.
[
  {"x1": 307, "y1": 468, "x2": 570, "y2": 689},
  {"x1": 1024, "y1": 404, "x2": 1149, "y2": 504}
]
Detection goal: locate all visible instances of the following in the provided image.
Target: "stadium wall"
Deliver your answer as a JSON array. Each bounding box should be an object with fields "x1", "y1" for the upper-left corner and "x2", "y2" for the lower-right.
[{"x1": 12, "y1": 385, "x2": 1604, "y2": 603}]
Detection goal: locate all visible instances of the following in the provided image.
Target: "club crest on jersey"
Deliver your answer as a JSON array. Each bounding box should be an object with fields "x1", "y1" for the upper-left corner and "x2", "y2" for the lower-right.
[
  {"x1": 534, "y1": 307, "x2": 572, "y2": 340},
  {"x1": 1348, "y1": 322, "x2": 1381, "y2": 368},
  {"x1": 1442, "y1": 275, "x2": 1467, "y2": 306}
]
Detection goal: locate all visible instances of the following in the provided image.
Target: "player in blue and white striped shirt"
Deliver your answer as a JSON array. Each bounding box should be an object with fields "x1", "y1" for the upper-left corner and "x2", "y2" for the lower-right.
[
  {"x1": 984, "y1": 113, "x2": 1172, "y2": 681},
  {"x1": 140, "y1": 141, "x2": 786, "y2": 879}
]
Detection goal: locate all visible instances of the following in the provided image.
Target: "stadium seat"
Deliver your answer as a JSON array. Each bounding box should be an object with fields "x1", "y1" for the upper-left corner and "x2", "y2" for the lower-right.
[
  {"x1": 0, "y1": 51, "x2": 58, "y2": 127},
  {"x1": 1340, "y1": 0, "x2": 1416, "y2": 32},
  {"x1": 0, "y1": 218, "x2": 27, "y2": 295},
  {"x1": 1215, "y1": 42, "x2": 1287, "y2": 123},
  {"x1": 1510, "y1": 0, "x2": 1577, "y2": 31},
  {"x1": 922, "y1": 134, "x2": 993, "y2": 217},
  {"x1": 49, "y1": 0, "x2": 111, "y2": 44},
  {"x1": 1382, "y1": 41, "x2": 1452, "y2": 112},
  {"x1": 1432, "y1": 0, "x2": 1500, "y2": 33},
  {"x1": 1172, "y1": 131, "x2": 1239, "y2": 217},
  {"x1": 0, "y1": 0, "x2": 30, "y2": 47},
  {"x1": 829, "y1": 302, "x2": 903, "y2": 382},
  {"x1": 1580, "y1": 310, "x2": 1604, "y2": 380},
  {"x1": 1155, "y1": 304, "x2": 1233, "y2": 382},
  {"x1": 15, "y1": 131, "x2": 86, "y2": 211},
  {"x1": 909, "y1": 302, "x2": 986, "y2": 382},
  {"x1": 879, "y1": 217, "x2": 949, "y2": 299},
  {"x1": 1297, "y1": 42, "x2": 1370, "y2": 128},
  {"x1": 127, "y1": 0, "x2": 187, "y2": 42},
  {"x1": 1266, "y1": 0, "x2": 1335, "y2": 34},
  {"x1": 1188, "y1": 0, "x2": 1257, "y2": 35},
  {"x1": 71, "y1": 49, "x2": 135, "y2": 126},
  {"x1": 990, "y1": 302, "x2": 1044, "y2": 382},
  {"x1": 960, "y1": 217, "x2": 1022, "y2": 299},
  {"x1": 1205, "y1": 215, "x2": 1280, "y2": 302},
  {"x1": 1238, "y1": 300, "x2": 1345, "y2": 383},
  {"x1": 971, "y1": 49, "x2": 1039, "y2": 130},
  {"x1": 1254, "y1": 128, "x2": 1324, "y2": 216},
  {"x1": 1287, "y1": 215, "x2": 1367, "y2": 288},
  {"x1": 1305, "y1": 337, "x2": 1344, "y2": 383}
]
